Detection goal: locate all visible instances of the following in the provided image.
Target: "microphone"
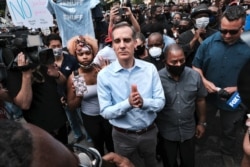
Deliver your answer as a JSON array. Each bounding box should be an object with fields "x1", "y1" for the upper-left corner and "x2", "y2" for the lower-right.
[
  {"x1": 71, "y1": 144, "x2": 102, "y2": 167},
  {"x1": 78, "y1": 152, "x2": 93, "y2": 167},
  {"x1": 226, "y1": 91, "x2": 241, "y2": 109},
  {"x1": 217, "y1": 88, "x2": 245, "y2": 110}
]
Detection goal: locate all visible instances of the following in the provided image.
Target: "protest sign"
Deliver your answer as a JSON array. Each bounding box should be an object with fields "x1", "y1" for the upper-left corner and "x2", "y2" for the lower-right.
[{"x1": 7, "y1": 0, "x2": 53, "y2": 28}]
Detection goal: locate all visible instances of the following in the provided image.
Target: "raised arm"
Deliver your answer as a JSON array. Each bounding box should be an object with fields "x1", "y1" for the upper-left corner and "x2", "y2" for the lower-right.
[
  {"x1": 66, "y1": 73, "x2": 82, "y2": 111},
  {"x1": 13, "y1": 52, "x2": 33, "y2": 110}
]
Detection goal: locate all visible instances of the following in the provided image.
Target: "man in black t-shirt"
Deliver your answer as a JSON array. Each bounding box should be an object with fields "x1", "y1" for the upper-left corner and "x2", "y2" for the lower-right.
[
  {"x1": 141, "y1": 5, "x2": 171, "y2": 38},
  {"x1": 6, "y1": 51, "x2": 68, "y2": 144},
  {"x1": 178, "y1": 4, "x2": 217, "y2": 67}
]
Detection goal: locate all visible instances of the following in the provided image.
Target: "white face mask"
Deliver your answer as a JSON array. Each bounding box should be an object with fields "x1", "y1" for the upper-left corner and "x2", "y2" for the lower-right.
[
  {"x1": 195, "y1": 17, "x2": 209, "y2": 29},
  {"x1": 171, "y1": 12, "x2": 176, "y2": 18},
  {"x1": 149, "y1": 47, "x2": 162, "y2": 58},
  {"x1": 53, "y1": 48, "x2": 63, "y2": 57}
]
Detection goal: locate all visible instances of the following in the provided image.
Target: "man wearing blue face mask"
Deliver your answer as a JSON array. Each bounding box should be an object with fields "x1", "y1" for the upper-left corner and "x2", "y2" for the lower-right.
[
  {"x1": 208, "y1": 5, "x2": 220, "y2": 30},
  {"x1": 178, "y1": 4, "x2": 217, "y2": 67}
]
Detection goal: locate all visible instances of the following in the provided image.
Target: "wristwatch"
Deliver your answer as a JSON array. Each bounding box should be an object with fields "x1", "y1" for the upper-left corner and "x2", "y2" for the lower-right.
[{"x1": 199, "y1": 122, "x2": 207, "y2": 127}]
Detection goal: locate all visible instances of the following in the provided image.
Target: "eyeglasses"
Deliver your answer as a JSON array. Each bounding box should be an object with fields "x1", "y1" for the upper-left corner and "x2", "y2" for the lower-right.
[{"x1": 219, "y1": 27, "x2": 242, "y2": 35}]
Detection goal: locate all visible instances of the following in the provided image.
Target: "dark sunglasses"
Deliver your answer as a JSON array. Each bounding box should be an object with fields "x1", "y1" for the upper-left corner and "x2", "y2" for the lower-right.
[{"x1": 219, "y1": 27, "x2": 242, "y2": 35}]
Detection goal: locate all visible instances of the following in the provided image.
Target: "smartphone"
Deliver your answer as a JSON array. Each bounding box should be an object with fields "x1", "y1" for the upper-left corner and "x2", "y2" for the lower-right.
[{"x1": 118, "y1": 8, "x2": 126, "y2": 16}]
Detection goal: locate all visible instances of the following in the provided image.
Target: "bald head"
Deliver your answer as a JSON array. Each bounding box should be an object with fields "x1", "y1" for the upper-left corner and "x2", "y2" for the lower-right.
[
  {"x1": 164, "y1": 43, "x2": 184, "y2": 60},
  {"x1": 147, "y1": 32, "x2": 164, "y2": 49},
  {"x1": 0, "y1": 120, "x2": 79, "y2": 167},
  {"x1": 0, "y1": 120, "x2": 32, "y2": 167}
]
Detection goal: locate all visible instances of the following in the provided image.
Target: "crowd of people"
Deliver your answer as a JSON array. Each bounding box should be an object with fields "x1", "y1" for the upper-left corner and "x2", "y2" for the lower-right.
[{"x1": 1, "y1": 0, "x2": 250, "y2": 167}]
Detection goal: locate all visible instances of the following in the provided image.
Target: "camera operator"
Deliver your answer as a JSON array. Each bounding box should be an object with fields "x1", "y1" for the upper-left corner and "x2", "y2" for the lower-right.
[{"x1": 6, "y1": 50, "x2": 68, "y2": 144}]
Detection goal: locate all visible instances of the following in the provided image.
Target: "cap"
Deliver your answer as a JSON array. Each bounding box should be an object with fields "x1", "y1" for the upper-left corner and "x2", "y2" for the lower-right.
[
  {"x1": 190, "y1": 3, "x2": 212, "y2": 18},
  {"x1": 105, "y1": 36, "x2": 112, "y2": 44},
  {"x1": 229, "y1": 0, "x2": 238, "y2": 6}
]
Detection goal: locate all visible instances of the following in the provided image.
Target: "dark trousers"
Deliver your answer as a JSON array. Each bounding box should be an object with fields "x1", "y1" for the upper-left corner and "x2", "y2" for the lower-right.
[
  {"x1": 204, "y1": 101, "x2": 245, "y2": 155},
  {"x1": 160, "y1": 136, "x2": 195, "y2": 167},
  {"x1": 82, "y1": 113, "x2": 114, "y2": 156},
  {"x1": 50, "y1": 123, "x2": 68, "y2": 145},
  {"x1": 112, "y1": 125, "x2": 158, "y2": 167}
]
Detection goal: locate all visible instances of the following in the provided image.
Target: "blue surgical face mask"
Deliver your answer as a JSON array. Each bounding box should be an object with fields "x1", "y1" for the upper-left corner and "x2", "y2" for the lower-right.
[
  {"x1": 209, "y1": 15, "x2": 216, "y2": 24},
  {"x1": 245, "y1": 15, "x2": 250, "y2": 31}
]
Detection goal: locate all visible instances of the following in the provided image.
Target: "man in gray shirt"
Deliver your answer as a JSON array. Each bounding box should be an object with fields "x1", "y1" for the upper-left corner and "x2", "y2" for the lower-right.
[{"x1": 157, "y1": 44, "x2": 207, "y2": 167}]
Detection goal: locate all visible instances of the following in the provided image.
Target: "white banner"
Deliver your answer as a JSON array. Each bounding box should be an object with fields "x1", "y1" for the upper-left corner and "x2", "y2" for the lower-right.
[{"x1": 6, "y1": 0, "x2": 53, "y2": 28}]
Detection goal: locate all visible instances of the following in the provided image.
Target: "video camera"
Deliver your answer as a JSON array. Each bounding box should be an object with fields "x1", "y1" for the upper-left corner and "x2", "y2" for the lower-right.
[
  {"x1": 0, "y1": 27, "x2": 55, "y2": 81},
  {"x1": 9, "y1": 28, "x2": 55, "y2": 69}
]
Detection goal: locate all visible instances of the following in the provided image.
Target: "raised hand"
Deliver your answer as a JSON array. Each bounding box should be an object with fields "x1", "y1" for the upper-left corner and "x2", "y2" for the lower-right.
[{"x1": 129, "y1": 84, "x2": 143, "y2": 108}]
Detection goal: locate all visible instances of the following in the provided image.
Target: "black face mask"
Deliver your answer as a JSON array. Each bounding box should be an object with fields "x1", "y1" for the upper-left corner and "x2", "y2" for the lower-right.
[
  {"x1": 135, "y1": 45, "x2": 145, "y2": 56},
  {"x1": 164, "y1": 13, "x2": 171, "y2": 20},
  {"x1": 179, "y1": 9, "x2": 184, "y2": 13},
  {"x1": 155, "y1": 14, "x2": 165, "y2": 21},
  {"x1": 166, "y1": 63, "x2": 185, "y2": 76},
  {"x1": 172, "y1": 20, "x2": 180, "y2": 26},
  {"x1": 178, "y1": 26, "x2": 190, "y2": 34}
]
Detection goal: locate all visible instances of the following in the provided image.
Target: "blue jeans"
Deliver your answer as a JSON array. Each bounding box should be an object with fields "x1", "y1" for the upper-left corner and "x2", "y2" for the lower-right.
[
  {"x1": 4, "y1": 102, "x2": 23, "y2": 120},
  {"x1": 64, "y1": 107, "x2": 83, "y2": 139}
]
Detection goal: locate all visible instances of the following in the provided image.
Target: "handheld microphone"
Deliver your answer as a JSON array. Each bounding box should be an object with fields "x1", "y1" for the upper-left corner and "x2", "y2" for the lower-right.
[
  {"x1": 217, "y1": 88, "x2": 245, "y2": 110},
  {"x1": 78, "y1": 152, "x2": 93, "y2": 167},
  {"x1": 70, "y1": 144, "x2": 116, "y2": 167},
  {"x1": 71, "y1": 144, "x2": 102, "y2": 167},
  {"x1": 226, "y1": 91, "x2": 241, "y2": 109}
]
